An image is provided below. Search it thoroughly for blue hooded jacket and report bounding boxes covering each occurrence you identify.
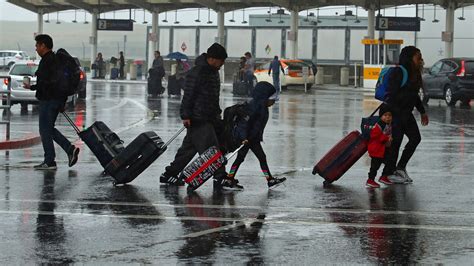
[244,81,276,142]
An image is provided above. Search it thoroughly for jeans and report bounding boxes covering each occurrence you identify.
[272,73,280,94]
[39,100,72,164]
[165,122,227,179]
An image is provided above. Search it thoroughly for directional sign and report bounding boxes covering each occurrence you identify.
[97,19,133,31]
[375,16,420,31]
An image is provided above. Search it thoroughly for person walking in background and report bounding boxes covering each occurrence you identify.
[384,46,429,184]
[152,51,165,90]
[160,43,229,190]
[366,105,394,188]
[119,51,125,79]
[268,55,285,99]
[224,82,287,190]
[238,56,246,81]
[23,34,79,170]
[244,52,255,90]
[93,52,105,79]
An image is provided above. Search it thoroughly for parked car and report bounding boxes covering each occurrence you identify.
[253,59,315,90]
[421,58,474,106]
[0,50,30,70]
[73,57,87,98]
[1,60,80,109]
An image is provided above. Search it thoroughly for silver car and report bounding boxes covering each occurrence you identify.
[0,50,30,69]
[1,60,77,109]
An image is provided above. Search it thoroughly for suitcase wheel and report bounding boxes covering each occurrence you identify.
[323,180,331,187]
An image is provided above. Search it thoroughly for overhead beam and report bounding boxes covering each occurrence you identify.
[195,0,217,10]
[123,0,154,11]
[64,0,94,12]
[6,0,39,13]
[269,0,291,9]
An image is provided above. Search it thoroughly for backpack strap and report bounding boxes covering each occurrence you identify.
[399,65,408,87]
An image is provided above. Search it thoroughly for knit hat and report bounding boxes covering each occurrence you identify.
[379,104,392,116]
[207,43,228,60]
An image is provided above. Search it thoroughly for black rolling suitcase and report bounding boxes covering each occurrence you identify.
[105,127,185,185]
[167,75,182,96]
[63,112,124,168]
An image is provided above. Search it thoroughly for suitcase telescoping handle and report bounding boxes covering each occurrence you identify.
[162,126,186,148]
[226,144,245,160]
[62,112,81,134]
[369,104,383,118]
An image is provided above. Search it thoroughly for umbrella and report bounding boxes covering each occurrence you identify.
[167,52,188,60]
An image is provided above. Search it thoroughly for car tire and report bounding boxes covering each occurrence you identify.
[444,86,456,106]
[419,88,429,105]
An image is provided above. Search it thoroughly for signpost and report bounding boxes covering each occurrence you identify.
[97,19,133,31]
[375,16,420,31]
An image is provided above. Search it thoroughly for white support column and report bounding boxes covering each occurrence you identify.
[445,2,455,58]
[367,7,375,39]
[289,10,299,59]
[37,11,43,35]
[217,11,225,45]
[90,11,98,66]
[149,10,159,69]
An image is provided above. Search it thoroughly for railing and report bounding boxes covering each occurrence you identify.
[0,76,11,140]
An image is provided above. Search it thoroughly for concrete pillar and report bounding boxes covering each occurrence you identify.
[367,7,375,39]
[289,10,299,59]
[444,2,455,58]
[148,10,159,69]
[217,11,225,45]
[315,67,324,85]
[37,11,43,35]
[340,67,349,86]
[90,11,98,66]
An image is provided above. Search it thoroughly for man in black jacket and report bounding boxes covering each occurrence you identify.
[23,34,79,170]
[160,43,228,189]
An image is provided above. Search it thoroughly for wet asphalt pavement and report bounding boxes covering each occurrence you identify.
[0,82,473,264]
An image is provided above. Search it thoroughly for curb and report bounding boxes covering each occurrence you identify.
[0,135,42,150]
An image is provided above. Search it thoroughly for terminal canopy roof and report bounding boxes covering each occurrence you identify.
[7,0,474,14]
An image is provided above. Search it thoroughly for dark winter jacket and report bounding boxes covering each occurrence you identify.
[180,53,222,124]
[385,68,425,117]
[31,51,65,101]
[368,120,391,158]
[242,81,276,142]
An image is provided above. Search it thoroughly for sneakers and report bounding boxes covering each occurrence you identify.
[34,162,57,170]
[160,173,184,186]
[222,179,244,191]
[268,177,287,189]
[395,169,413,183]
[67,146,80,167]
[378,175,393,185]
[387,174,407,184]
[366,179,380,188]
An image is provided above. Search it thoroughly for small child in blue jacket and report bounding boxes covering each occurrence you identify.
[223,81,287,190]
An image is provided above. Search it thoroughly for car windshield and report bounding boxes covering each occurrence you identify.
[10,64,38,76]
[286,62,308,71]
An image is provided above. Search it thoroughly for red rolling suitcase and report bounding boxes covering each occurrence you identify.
[312,131,368,185]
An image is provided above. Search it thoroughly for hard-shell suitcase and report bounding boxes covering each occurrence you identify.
[63,113,124,168]
[312,131,368,185]
[167,75,182,96]
[232,81,250,96]
[181,145,243,192]
[105,127,185,185]
[110,68,119,79]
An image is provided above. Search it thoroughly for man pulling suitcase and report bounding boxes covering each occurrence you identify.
[160,43,229,190]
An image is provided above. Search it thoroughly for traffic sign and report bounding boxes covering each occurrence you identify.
[375,16,420,31]
[97,19,133,31]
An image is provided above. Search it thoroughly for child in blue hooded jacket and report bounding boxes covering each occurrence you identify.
[223,81,287,190]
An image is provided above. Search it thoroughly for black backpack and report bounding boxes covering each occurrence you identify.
[222,103,250,153]
[55,48,81,97]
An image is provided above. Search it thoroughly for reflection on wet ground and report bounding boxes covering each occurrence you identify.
[0,83,473,264]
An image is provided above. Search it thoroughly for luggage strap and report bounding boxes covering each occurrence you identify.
[62,112,81,134]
